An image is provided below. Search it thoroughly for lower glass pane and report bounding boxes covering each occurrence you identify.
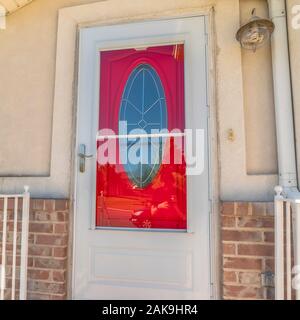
[96,162,186,229]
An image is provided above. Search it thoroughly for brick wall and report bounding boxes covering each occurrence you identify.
[27,199,69,300]
[222,202,275,300]
[0,199,69,300]
[3,198,277,300]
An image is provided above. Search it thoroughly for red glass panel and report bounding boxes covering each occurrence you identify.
[96,44,186,229]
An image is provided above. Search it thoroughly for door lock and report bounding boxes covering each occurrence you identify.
[78,144,94,173]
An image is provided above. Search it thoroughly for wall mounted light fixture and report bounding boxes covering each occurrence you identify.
[236,8,274,52]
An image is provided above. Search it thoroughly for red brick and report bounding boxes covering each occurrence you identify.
[50,294,67,300]
[7,221,22,232]
[31,200,45,211]
[264,258,275,273]
[7,198,16,210]
[223,257,262,270]
[224,285,263,299]
[31,211,67,222]
[6,255,21,266]
[53,270,66,282]
[27,292,52,300]
[56,212,68,222]
[28,233,35,244]
[28,269,51,281]
[222,203,235,216]
[5,266,20,277]
[5,210,22,222]
[266,203,274,216]
[223,243,236,255]
[251,203,267,216]
[55,200,68,211]
[28,280,66,295]
[54,223,68,234]
[2,197,70,300]
[237,217,274,229]
[29,222,53,234]
[264,232,274,243]
[238,272,261,285]
[30,211,49,222]
[35,234,67,246]
[53,247,68,258]
[236,203,250,216]
[28,245,52,257]
[3,256,33,267]
[34,257,66,270]
[222,216,236,228]
[238,244,274,257]
[28,257,34,267]
[44,200,55,212]
[224,271,237,283]
[222,230,262,242]
[4,289,20,300]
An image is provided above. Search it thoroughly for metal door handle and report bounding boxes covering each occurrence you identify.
[78,153,94,159]
[78,144,94,173]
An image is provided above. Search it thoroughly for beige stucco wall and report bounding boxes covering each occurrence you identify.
[0,0,100,177]
[240,0,277,175]
[0,0,279,200]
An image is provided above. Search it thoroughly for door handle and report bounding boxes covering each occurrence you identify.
[78,144,94,173]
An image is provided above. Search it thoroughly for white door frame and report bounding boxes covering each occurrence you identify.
[71,13,219,300]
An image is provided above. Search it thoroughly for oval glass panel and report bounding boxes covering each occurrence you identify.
[119,64,168,188]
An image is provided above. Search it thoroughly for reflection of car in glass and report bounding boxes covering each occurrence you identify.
[130,208,186,229]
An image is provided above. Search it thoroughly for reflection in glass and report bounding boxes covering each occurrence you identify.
[96,44,186,230]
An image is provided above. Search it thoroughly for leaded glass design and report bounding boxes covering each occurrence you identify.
[119,64,167,188]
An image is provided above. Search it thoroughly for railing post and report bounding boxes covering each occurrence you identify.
[0,197,8,300]
[275,185,285,300]
[286,201,292,300]
[19,186,30,300]
[11,197,19,300]
[294,202,300,300]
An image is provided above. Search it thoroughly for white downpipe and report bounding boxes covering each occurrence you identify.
[268,0,300,300]
[268,0,297,191]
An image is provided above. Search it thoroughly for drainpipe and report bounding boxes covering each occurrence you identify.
[268,0,300,300]
[268,0,298,193]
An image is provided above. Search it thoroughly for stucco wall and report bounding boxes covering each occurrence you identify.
[0,0,279,200]
[0,0,99,177]
[240,0,277,176]
[215,0,277,201]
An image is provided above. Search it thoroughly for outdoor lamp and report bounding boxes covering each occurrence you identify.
[236,8,274,52]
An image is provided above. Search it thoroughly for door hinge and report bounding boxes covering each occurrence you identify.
[210,282,215,299]
[209,199,213,215]
[206,104,210,119]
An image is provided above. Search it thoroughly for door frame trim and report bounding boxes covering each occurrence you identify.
[58,3,219,299]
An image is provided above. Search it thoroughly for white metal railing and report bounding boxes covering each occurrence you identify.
[0,186,30,300]
[274,186,300,300]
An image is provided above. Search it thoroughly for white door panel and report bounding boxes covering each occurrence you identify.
[73,16,211,300]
